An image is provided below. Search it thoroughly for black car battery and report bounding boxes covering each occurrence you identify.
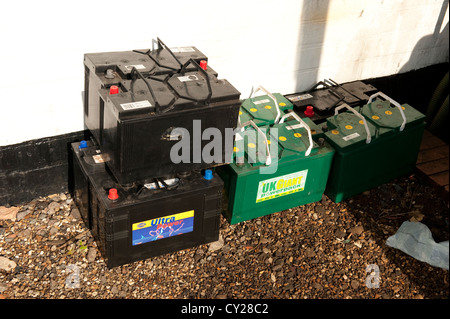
[96,59,241,184]
[70,141,223,268]
[84,38,211,144]
[284,79,378,123]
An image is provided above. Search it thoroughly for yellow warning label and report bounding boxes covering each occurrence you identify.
[359,120,364,125]
[239,111,242,115]
[279,102,286,106]
[385,110,392,115]
[332,130,339,135]
[345,125,353,130]
[279,136,287,141]
[372,115,380,120]
[294,133,302,138]
[264,105,272,109]
[250,108,257,112]
[233,147,239,152]
[248,143,256,148]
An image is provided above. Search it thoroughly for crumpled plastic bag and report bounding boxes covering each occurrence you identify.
[386,221,449,270]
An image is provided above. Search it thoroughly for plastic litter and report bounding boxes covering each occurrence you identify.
[386,221,449,270]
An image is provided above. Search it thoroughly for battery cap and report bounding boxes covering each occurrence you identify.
[199,60,207,70]
[79,140,88,149]
[204,169,213,180]
[108,188,119,200]
[109,85,119,95]
[304,106,314,117]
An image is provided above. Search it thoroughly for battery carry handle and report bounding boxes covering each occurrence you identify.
[334,103,372,144]
[178,58,213,105]
[130,67,161,113]
[248,85,282,124]
[239,120,272,166]
[278,111,314,156]
[309,79,345,108]
[133,38,183,72]
[367,92,407,131]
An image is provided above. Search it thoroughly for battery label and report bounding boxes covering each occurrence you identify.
[178,75,199,82]
[256,170,308,203]
[342,132,360,141]
[120,100,152,110]
[252,99,270,105]
[132,210,194,245]
[287,93,313,102]
[170,47,196,53]
[124,64,146,70]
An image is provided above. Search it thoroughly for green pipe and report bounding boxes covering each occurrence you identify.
[429,95,449,138]
[426,72,449,125]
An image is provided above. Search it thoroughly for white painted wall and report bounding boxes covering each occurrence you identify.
[0,0,448,146]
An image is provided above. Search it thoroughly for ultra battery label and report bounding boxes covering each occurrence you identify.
[132,210,194,245]
[256,170,308,203]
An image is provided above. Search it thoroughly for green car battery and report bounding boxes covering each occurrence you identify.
[323,92,426,203]
[216,112,335,224]
[238,86,294,127]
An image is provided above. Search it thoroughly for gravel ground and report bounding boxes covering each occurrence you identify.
[0,174,448,300]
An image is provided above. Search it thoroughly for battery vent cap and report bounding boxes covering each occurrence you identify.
[204,169,213,180]
[109,85,119,95]
[304,106,314,117]
[108,188,119,200]
[79,140,88,149]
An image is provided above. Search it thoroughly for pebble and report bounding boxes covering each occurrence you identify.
[349,225,364,236]
[0,257,16,272]
[0,177,448,299]
[208,235,224,252]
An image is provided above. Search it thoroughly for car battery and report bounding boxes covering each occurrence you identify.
[70,141,223,268]
[216,112,335,224]
[94,57,241,184]
[84,38,213,145]
[284,79,378,123]
[323,92,426,203]
[238,86,294,127]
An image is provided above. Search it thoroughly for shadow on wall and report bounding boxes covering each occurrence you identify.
[366,0,449,142]
[295,0,330,93]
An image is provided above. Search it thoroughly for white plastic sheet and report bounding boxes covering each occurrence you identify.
[386,221,449,270]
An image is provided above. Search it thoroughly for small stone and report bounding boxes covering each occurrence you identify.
[16,210,31,221]
[70,208,81,219]
[313,282,323,291]
[87,248,97,262]
[0,206,19,220]
[47,202,61,215]
[0,256,17,272]
[335,229,346,238]
[305,248,316,258]
[351,280,360,289]
[208,235,224,252]
[315,205,326,216]
[349,225,364,236]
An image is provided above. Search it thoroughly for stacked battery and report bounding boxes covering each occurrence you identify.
[217,86,335,224]
[72,39,241,268]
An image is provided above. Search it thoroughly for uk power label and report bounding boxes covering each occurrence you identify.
[256,170,308,203]
[132,210,194,245]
